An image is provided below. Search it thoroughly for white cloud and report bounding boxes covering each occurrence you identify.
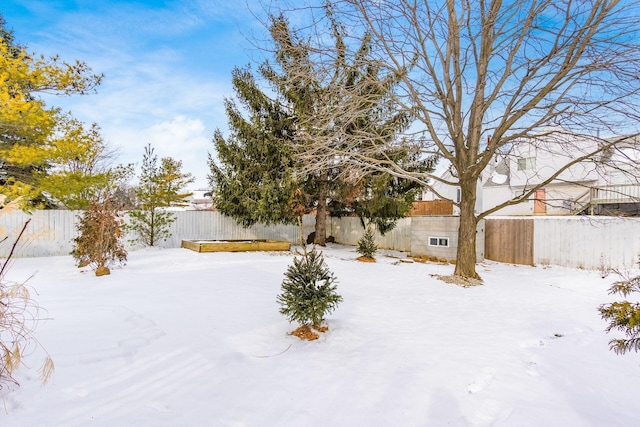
[4,0,280,190]
[103,116,214,190]
[148,116,211,188]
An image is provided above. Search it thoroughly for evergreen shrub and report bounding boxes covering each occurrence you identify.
[599,271,640,354]
[277,247,342,328]
[356,225,378,260]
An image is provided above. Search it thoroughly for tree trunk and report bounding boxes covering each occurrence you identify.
[454,180,480,279]
[150,208,156,247]
[314,172,328,246]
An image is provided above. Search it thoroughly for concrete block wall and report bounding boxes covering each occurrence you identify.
[410,216,485,262]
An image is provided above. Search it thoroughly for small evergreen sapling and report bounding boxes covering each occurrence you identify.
[128,144,193,247]
[356,224,378,261]
[599,271,640,354]
[277,246,342,332]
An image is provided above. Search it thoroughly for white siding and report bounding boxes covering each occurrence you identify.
[509,132,600,187]
[483,186,533,215]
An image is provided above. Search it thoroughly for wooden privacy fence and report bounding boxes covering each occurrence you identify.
[0,209,476,262]
[410,200,454,216]
[485,218,534,265]
[485,216,640,270]
[0,210,316,258]
[3,208,638,270]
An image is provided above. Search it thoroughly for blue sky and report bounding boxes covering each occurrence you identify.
[1,0,276,188]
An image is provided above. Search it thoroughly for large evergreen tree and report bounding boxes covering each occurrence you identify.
[208,67,299,227]
[209,11,428,241]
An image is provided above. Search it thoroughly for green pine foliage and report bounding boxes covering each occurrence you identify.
[277,247,342,328]
[599,272,640,354]
[209,14,434,245]
[71,196,127,274]
[0,15,102,207]
[208,67,299,227]
[37,117,132,210]
[128,208,175,247]
[129,144,194,246]
[357,225,378,259]
[348,147,436,236]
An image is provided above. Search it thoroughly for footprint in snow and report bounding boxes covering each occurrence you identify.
[467,367,497,394]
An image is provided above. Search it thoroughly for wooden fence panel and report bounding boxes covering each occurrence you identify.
[485,218,534,265]
[533,216,640,270]
[410,200,454,216]
[4,208,638,270]
[0,210,315,258]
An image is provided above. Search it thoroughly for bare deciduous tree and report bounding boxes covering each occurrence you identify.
[285,0,640,279]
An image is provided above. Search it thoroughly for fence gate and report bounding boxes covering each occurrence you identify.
[485,218,534,265]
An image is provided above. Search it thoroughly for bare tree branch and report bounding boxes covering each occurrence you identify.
[274,0,640,278]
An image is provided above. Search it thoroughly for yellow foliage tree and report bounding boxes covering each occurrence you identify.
[38,115,132,209]
[0,23,103,206]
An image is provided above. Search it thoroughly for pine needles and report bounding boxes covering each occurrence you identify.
[356,224,378,260]
[277,244,342,331]
[599,271,640,354]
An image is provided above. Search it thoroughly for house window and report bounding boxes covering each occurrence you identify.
[517,157,536,171]
[610,171,631,185]
[456,188,461,203]
[429,237,449,247]
[514,189,527,199]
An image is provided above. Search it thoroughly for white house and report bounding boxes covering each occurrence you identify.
[422,127,640,216]
[185,189,214,210]
[419,168,483,215]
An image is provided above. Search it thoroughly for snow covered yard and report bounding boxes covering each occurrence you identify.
[2,244,639,426]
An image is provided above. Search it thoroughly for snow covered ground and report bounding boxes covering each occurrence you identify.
[1,244,639,426]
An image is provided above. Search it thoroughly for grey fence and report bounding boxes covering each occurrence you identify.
[485,216,640,270]
[3,209,635,271]
[0,210,316,258]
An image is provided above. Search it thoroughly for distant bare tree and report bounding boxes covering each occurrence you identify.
[280,0,640,279]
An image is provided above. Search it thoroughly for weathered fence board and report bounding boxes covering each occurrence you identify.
[327,217,411,252]
[0,210,315,258]
[485,218,534,265]
[410,200,454,216]
[4,208,637,270]
[533,216,640,270]
[485,216,640,270]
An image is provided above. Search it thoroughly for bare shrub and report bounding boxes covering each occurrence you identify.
[71,196,127,275]
[1,218,54,394]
